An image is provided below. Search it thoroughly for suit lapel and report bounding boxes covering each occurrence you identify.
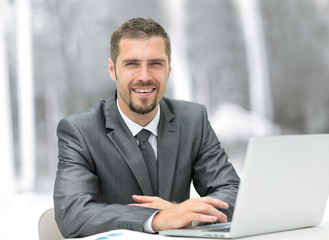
[157,100,180,200]
[104,92,154,196]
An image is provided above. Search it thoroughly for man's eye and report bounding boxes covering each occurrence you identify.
[151,62,162,66]
[126,62,137,66]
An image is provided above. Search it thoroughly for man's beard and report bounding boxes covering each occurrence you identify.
[115,68,160,115]
[128,80,159,115]
[129,97,157,115]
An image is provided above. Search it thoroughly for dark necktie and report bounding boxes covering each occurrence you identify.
[136,129,158,195]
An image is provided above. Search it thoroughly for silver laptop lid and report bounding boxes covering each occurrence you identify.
[230,134,329,237]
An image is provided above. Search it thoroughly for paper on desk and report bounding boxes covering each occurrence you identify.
[65,229,174,240]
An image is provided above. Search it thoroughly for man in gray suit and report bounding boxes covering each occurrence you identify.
[54,17,240,238]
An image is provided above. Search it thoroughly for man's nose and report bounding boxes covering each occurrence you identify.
[138,63,151,81]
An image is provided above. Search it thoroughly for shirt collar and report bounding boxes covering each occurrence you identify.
[116,100,160,137]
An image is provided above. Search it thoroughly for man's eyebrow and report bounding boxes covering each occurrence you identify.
[149,58,166,62]
[122,58,167,63]
[122,59,140,63]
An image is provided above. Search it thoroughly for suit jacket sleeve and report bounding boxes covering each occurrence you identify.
[54,117,157,238]
[192,105,240,220]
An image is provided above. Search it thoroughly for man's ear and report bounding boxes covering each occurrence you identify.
[108,58,117,81]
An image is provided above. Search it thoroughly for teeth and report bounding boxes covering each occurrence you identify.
[134,88,153,93]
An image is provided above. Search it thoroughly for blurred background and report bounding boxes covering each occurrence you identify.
[1,0,329,239]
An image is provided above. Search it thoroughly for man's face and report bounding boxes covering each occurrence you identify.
[108,36,171,118]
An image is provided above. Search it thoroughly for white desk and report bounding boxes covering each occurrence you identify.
[175,222,329,240]
[67,222,329,239]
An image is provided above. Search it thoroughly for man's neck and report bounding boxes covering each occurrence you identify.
[117,99,158,127]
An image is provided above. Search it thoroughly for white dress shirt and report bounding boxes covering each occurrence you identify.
[116,100,160,233]
[116,100,159,157]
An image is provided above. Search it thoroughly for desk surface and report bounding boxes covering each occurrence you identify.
[67,222,329,240]
[180,222,329,240]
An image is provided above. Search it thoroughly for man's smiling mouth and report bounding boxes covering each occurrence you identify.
[133,88,155,93]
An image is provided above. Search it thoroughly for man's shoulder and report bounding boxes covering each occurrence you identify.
[60,99,106,125]
[161,97,205,114]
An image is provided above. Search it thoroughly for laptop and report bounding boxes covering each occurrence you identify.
[160,134,329,238]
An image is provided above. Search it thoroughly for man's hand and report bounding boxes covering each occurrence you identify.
[130,195,175,210]
[151,197,229,231]
[131,195,229,232]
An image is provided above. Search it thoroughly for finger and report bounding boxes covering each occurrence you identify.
[197,197,229,209]
[199,197,229,209]
[190,213,219,223]
[129,203,151,208]
[216,212,227,223]
[196,204,227,223]
[132,195,155,203]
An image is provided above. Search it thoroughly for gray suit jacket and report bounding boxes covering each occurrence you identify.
[54,91,240,238]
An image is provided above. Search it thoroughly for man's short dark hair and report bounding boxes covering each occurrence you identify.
[110,18,171,64]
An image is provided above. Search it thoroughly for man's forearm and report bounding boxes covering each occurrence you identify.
[54,197,158,238]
